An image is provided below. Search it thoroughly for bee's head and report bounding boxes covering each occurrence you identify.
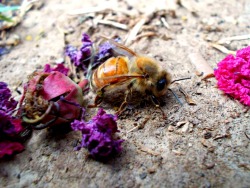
[135,56,171,97]
[151,71,172,97]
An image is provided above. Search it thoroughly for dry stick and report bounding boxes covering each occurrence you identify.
[217,34,250,44]
[179,87,196,105]
[210,43,236,55]
[189,52,214,80]
[67,7,109,15]
[138,144,160,156]
[68,7,137,17]
[244,131,250,141]
[127,116,150,133]
[171,77,191,84]
[125,18,146,46]
[135,32,158,41]
[95,19,128,30]
[160,17,170,29]
[178,0,197,13]
[213,134,230,140]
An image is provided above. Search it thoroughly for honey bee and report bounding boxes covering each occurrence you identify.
[88,39,172,115]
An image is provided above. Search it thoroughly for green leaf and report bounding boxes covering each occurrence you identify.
[0,13,13,22]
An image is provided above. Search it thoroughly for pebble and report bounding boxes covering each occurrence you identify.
[176,121,188,128]
[204,162,215,169]
[168,125,175,132]
[139,172,147,180]
[181,123,189,133]
[147,167,157,174]
[204,132,212,139]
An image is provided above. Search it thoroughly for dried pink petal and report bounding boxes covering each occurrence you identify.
[0,141,24,158]
[43,63,69,76]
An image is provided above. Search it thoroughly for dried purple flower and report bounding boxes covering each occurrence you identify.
[0,82,24,158]
[0,82,18,112]
[81,33,92,48]
[96,41,113,61]
[214,46,250,106]
[65,33,93,75]
[71,108,123,160]
[65,33,122,76]
[43,63,69,76]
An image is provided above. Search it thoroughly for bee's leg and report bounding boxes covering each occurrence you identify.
[150,94,166,119]
[116,82,133,116]
[87,94,102,108]
[87,85,109,108]
[116,91,129,116]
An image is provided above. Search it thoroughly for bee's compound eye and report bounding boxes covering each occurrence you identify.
[157,78,166,91]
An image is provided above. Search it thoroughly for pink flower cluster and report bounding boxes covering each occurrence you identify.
[214,46,250,106]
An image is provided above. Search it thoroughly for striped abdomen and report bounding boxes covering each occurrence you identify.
[91,56,129,89]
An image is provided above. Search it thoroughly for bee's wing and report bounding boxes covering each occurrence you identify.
[96,74,143,86]
[98,74,143,80]
[101,36,138,58]
[99,76,136,94]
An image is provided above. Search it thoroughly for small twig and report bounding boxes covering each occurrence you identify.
[179,87,196,105]
[14,81,23,95]
[127,116,150,133]
[213,133,231,140]
[189,52,214,80]
[171,77,191,84]
[244,131,250,141]
[95,19,128,30]
[210,43,236,55]
[20,0,39,17]
[172,149,185,156]
[217,34,250,44]
[160,17,170,29]
[125,18,146,46]
[68,7,137,17]
[138,144,160,156]
[68,7,109,15]
[135,32,158,41]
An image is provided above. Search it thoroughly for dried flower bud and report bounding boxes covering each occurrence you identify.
[19,70,88,130]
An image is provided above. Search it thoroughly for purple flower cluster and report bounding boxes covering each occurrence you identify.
[0,82,24,158]
[71,108,123,160]
[65,33,93,74]
[214,46,250,106]
[43,63,69,76]
[65,33,115,76]
[95,41,114,62]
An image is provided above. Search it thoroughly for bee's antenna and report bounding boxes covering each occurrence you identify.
[171,77,191,84]
[168,88,183,106]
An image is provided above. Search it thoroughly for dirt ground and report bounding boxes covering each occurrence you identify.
[0,0,250,187]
